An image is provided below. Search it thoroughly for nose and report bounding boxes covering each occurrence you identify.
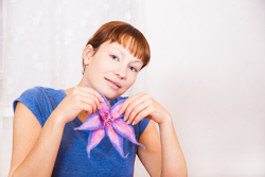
[114,64,127,79]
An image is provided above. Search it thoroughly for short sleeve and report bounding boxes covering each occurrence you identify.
[135,118,150,140]
[13,87,46,126]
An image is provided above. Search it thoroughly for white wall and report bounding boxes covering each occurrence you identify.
[142,0,265,176]
[1,1,265,177]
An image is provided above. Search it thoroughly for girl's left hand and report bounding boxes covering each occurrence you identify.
[120,92,171,125]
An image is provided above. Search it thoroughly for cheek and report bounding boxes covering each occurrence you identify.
[97,57,114,72]
[91,58,109,73]
[126,74,137,87]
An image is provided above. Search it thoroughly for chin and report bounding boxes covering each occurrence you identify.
[96,88,122,100]
[104,92,121,100]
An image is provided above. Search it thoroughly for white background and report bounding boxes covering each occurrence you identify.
[1,0,265,177]
[139,0,265,177]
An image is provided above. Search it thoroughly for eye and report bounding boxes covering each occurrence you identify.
[129,66,138,72]
[110,55,119,61]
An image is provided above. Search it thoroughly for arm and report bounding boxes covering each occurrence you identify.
[137,121,161,177]
[158,115,188,177]
[9,86,104,177]
[120,92,188,177]
[138,118,187,177]
[9,102,65,177]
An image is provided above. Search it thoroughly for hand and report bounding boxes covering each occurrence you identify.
[120,92,171,125]
[51,86,104,125]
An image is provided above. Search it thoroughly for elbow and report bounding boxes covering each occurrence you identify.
[8,170,14,177]
[161,173,188,177]
[161,169,188,177]
[175,168,188,177]
[177,172,188,177]
[8,170,18,177]
[8,168,22,177]
[8,167,15,177]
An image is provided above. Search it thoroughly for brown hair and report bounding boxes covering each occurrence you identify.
[82,21,150,74]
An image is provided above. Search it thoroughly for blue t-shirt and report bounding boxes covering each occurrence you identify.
[13,86,150,177]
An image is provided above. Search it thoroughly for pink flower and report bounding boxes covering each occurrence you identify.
[74,91,144,158]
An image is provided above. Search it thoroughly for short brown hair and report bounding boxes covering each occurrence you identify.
[82,21,150,74]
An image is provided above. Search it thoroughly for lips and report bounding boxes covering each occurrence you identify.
[104,77,121,89]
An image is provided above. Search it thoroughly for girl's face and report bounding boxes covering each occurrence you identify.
[83,41,144,100]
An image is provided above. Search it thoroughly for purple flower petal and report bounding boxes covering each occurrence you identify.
[86,127,105,158]
[74,113,102,131]
[112,119,145,149]
[97,91,110,110]
[98,102,109,119]
[73,88,143,159]
[105,124,128,158]
[110,99,127,120]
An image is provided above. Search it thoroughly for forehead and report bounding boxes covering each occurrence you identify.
[100,41,144,64]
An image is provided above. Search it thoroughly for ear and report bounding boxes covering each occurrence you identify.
[83,44,95,65]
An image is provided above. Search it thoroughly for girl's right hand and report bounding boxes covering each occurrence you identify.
[51,86,105,125]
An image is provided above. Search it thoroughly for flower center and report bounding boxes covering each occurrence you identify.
[103,113,113,127]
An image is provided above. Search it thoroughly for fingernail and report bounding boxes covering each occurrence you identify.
[126,120,130,124]
[132,121,135,125]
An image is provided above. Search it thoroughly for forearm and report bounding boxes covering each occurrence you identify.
[159,116,188,177]
[11,114,65,177]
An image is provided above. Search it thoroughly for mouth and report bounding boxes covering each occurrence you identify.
[104,77,122,89]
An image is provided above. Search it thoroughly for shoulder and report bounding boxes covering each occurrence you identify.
[13,86,53,107]
[13,86,44,108]
[16,86,59,97]
[19,86,44,97]
[13,86,62,126]
[16,86,62,100]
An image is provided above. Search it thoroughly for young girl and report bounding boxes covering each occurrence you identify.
[9,21,187,177]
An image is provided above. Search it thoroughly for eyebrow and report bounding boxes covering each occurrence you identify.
[111,47,143,64]
[130,60,143,65]
[111,47,124,57]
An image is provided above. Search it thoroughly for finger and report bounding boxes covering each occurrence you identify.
[124,98,147,122]
[123,97,146,122]
[126,101,150,123]
[80,95,98,113]
[127,103,148,124]
[83,97,96,113]
[79,86,105,103]
[132,107,152,125]
[78,95,98,112]
[81,102,93,115]
[123,93,151,122]
[88,88,105,103]
[89,94,102,111]
[121,92,145,115]
[120,92,145,114]
[77,87,103,109]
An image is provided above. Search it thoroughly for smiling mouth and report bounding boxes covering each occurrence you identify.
[104,77,121,89]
